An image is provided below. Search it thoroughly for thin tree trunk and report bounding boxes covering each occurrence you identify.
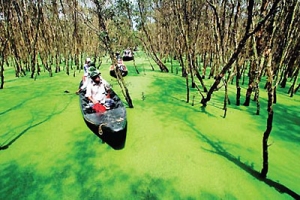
[31,1,42,79]
[260,82,274,178]
[137,1,168,72]
[275,1,299,87]
[201,0,280,106]
[223,79,229,118]
[132,58,139,74]
[235,59,243,106]
[194,68,208,92]
[202,51,207,79]
[0,40,8,89]
[260,99,273,178]
[288,67,299,97]
[255,84,260,115]
[94,0,133,108]
[208,51,213,79]
[260,50,274,178]
[294,83,300,93]
[185,75,190,103]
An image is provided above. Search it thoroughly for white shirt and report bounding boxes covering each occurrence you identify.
[83,64,90,77]
[80,76,92,90]
[85,78,110,104]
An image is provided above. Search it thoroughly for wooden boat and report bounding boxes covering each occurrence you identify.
[122,49,134,61]
[110,63,128,78]
[78,84,127,150]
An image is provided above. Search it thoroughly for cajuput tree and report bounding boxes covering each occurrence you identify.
[92,0,134,108]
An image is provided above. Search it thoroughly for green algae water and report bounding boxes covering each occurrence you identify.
[0,60,299,199]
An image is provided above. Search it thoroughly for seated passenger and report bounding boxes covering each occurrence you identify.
[85,71,114,112]
[76,58,92,94]
[76,65,98,94]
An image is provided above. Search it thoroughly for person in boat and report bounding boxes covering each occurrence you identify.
[82,57,92,84]
[77,65,100,94]
[85,71,115,111]
[76,64,98,94]
[76,57,92,94]
[115,51,121,60]
[110,59,128,78]
[117,60,128,76]
[122,48,134,61]
[123,48,132,57]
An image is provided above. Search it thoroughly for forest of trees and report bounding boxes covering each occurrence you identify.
[0,0,299,179]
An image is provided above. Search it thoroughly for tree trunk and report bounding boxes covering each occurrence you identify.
[0,44,6,89]
[94,0,133,108]
[194,68,208,92]
[235,59,243,106]
[202,51,207,79]
[185,75,189,103]
[260,50,274,178]
[132,58,139,74]
[223,79,229,118]
[255,84,260,115]
[294,84,300,93]
[260,83,274,178]
[201,0,280,106]
[236,86,241,105]
[137,0,168,72]
[288,67,299,97]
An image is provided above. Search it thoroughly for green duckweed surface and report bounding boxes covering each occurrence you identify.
[0,57,299,200]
